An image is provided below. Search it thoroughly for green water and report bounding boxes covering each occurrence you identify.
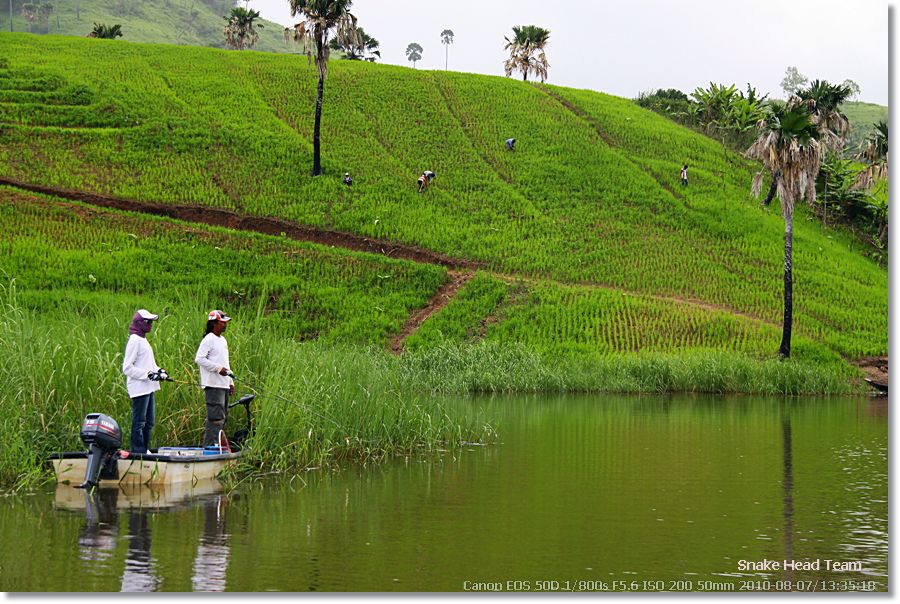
[0,395,887,592]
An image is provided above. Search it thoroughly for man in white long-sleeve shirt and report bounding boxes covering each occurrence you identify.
[195,310,234,447]
[122,309,165,453]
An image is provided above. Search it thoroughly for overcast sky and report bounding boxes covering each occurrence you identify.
[248,0,889,105]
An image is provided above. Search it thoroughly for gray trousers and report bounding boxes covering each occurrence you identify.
[203,387,230,447]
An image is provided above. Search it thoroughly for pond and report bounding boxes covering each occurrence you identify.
[0,394,887,592]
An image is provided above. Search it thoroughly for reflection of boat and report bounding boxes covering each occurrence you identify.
[57,481,231,592]
[51,449,242,487]
[55,479,224,511]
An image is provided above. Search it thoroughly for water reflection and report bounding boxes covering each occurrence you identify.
[781,412,793,581]
[121,510,158,592]
[191,494,231,591]
[77,489,118,566]
[55,481,230,592]
[11,396,885,592]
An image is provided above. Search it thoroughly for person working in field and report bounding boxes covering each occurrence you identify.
[680,164,689,187]
[343,172,353,187]
[195,310,234,447]
[418,170,435,193]
[122,309,166,454]
[505,138,516,151]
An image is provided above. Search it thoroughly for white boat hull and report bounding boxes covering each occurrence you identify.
[51,450,241,487]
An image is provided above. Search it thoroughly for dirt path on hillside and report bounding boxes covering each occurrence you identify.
[389,271,475,354]
[0,177,481,271]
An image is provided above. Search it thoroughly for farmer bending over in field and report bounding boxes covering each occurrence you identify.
[418,170,435,193]
[505,138,516,151]
[195,310,234,447]
[343,172,353,187]
[680,164,688,187]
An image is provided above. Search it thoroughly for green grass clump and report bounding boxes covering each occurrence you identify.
[399,342,859,396]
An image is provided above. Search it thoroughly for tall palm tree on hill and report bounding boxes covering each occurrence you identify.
[289,0,359,177]
[503,25,550,82]
[440,29,453,70]
[747,102,822,358]
[223,6,263,50]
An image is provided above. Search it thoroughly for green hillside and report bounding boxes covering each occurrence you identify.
[0,0,291,52]
[841,101,888,151]
[0,33,887,364]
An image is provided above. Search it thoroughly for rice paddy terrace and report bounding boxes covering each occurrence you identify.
[0,33,888,372]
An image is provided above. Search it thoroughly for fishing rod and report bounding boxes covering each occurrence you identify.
[226,371,349,433]
[153,369,366,441]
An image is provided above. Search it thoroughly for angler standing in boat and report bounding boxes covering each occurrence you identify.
[122,309,166,454]
[195,310,234,447]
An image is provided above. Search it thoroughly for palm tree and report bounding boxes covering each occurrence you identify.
[405,42,422,68]
[747,102,822,358]
[440,29,453,70]
[223,6,263,50]
[328,26,379,61]
[855,121,888,247]
[503,25,550,82]
[856,120,888,190]
[89,22,123,38]
[796,79,853,153]
[22,1,53,33]
[289,0,359,177]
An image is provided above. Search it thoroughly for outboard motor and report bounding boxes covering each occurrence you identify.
[78,413,122,489]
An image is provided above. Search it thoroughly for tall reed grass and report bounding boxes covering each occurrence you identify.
[0,281,861,491]
[0,283,492,490]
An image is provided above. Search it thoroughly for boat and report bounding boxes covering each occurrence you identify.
[51,394,254,488]
[864,377,888,395]
[51,447,242,487]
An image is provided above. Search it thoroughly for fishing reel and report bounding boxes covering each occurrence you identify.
[148,369,169,381]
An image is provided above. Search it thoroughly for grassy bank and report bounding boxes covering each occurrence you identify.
[0,285,495,490]
[0,280,860,491]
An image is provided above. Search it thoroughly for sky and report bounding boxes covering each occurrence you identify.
[246,0,889,105]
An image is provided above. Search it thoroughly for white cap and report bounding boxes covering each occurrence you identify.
[136,309,159,320]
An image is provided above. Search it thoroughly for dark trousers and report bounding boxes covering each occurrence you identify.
[203,387,230,447]
[130,392,155,453]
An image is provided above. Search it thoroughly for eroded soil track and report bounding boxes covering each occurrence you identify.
[0,177,480,271]
[389,270,475,354]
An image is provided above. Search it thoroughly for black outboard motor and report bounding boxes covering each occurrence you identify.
[78,413,122,489]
